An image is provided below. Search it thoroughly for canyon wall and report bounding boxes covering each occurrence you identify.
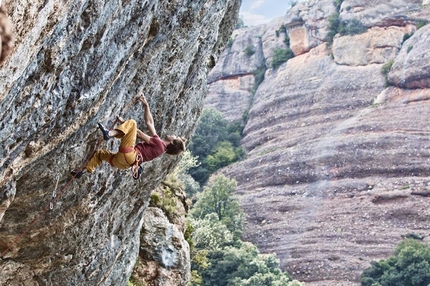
[207,0,430,284]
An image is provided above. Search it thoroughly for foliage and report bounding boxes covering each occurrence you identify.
[403,32,413,43]
[271,48,294,69]
[191,174,242,237]
[326,12,367,45]
[284,34,290,47]
[191,213,235,250]
[188,109,246,186]
[206,141,246,172]
[416,20,428,30]
[188,174,300,286]
[197,242,296,286]
[334,0,344,10]
[381,60,394,76]
[169,150,201,197]
[244,45,256,57]
[275,24,287,37]
[227,37,234,49]
[361,239,430,286]
[149,187,177,220]
[338,18,366,35]
[381,60,394,87]
[184,219,195,251]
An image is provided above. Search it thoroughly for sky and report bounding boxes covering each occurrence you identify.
[239,0,298,26]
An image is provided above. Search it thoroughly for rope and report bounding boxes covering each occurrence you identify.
[0,100,136,258]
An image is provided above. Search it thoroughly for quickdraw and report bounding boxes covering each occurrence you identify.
[49,174,60,210]
[132,150,143,180]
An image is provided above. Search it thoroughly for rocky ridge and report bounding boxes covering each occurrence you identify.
[206,0,430,284]
[0,0,240,285]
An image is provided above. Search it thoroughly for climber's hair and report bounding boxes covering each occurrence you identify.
[165,137,187,155]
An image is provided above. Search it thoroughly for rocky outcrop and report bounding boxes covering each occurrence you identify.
[0,0,240,285]
[207,0,430,285]
[132,183,191,286]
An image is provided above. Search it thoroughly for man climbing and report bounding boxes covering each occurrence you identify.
[72,94,186,179]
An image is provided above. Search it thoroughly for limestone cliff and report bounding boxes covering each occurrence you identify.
[0,0,240,285]
[206,0,430,285]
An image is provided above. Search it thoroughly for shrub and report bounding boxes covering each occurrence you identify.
[361,238,430,286]
[416,20,428,30]
[381,59,394,86]
[338,18,366,35]
[244,45,256,57]
[381,60,394,76]
[334,0,344,10]
[271,48,294,69]
[227,37,234,49]
[326,12,367,45]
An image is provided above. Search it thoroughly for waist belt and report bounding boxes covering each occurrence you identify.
[118,146,142,166]
[119,147,135,153]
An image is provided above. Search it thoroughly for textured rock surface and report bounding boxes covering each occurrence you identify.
[0,2,14,63]
[207,0,430,285]
[132,183,190,286]
[0,0,240,285]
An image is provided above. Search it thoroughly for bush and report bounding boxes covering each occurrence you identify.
[361,239,430,286]
[227,37,234,49]
[271,48,294,69]
[244,45,256,57]
[381,60,394,76]
[338,18,366,35]
[326,12,367,45]
[416,20,428,30]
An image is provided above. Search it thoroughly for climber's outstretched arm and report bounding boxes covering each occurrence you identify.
[135,93,156,137]
[136,128,151,144]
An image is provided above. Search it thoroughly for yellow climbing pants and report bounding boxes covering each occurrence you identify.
[86,119,138,173]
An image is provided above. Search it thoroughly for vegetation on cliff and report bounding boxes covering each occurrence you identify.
[361,238,430,286]
[188,109,246,188]
[188,174,303,286]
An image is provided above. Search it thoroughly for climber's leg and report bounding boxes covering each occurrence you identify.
[86,149,116,173]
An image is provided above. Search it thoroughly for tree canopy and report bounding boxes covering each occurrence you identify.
[361,238,430,286]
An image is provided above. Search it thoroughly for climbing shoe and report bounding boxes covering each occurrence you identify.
[71,170,83,179]
[97,122,111,140]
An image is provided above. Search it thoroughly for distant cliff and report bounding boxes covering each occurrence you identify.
[206,0,430,284]
[0,0,240,285]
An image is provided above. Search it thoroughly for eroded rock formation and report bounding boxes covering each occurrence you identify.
[207,0,430,285]
[0,0,240,285]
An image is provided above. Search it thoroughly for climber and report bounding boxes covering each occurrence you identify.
[72,94,186,179]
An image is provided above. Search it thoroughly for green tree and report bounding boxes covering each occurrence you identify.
[198,242,296,286]
[206,141,237,172]
[189,109,246,185]
[361,239,430,286]
[191,174,242,237]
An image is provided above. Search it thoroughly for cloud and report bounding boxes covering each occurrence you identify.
[240,11,269,26]
[250,0,266,10]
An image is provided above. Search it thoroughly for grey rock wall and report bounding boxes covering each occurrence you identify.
[0,0,240,285]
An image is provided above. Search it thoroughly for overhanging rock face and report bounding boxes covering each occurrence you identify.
[0,0,240,284]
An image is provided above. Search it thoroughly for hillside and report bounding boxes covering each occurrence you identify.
[206,0,430,284]
[0,0,240,284]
